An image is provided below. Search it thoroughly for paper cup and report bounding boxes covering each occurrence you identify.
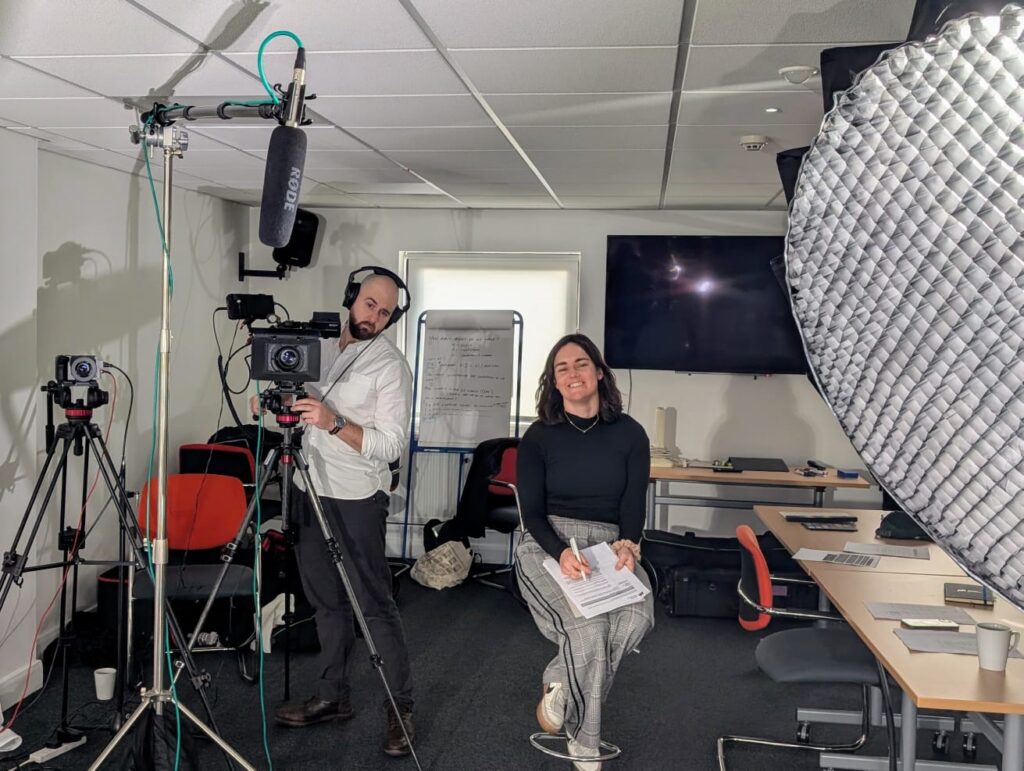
[94,667,117,701]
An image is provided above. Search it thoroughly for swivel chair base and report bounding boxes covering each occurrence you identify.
[716,684,871,771]
[530,732,621,763]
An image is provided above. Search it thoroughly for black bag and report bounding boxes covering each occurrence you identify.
[207,425,283,465]
[132,711,200,770]
[876,510,931,541]
[645,529,817,618]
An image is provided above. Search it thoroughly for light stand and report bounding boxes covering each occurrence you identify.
[88,124,255,771]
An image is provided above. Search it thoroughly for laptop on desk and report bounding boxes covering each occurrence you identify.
[727,456,789,473]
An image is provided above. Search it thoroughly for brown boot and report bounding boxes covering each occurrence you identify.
[275,697,354,728]
[384,704,415,757]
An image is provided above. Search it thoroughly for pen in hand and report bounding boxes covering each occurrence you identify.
[570,537,588,582]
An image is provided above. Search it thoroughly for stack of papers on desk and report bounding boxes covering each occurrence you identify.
[894,628,1024,658]
[844,542,930,560]
[866,602,975,623]
[543,542,649,619]
[792,548,880,568]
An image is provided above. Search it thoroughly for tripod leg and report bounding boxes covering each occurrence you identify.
[186,447,280,650]
[293,452,423,771]
[86,431,240,771]
[0,436,75,611]
[176,701,257,771]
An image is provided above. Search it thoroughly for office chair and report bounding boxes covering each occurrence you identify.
[473,444,526,590]
[717,525,896,770]
[179,442,282,521]
[135,473,258,680]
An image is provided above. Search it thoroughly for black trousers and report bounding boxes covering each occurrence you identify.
[292,488,413,709]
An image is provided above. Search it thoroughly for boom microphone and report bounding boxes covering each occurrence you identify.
[259,47,308,248]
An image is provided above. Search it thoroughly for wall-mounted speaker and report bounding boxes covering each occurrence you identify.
[272,208,323,269]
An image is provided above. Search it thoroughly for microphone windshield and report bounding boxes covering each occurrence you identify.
[259,125,307,248]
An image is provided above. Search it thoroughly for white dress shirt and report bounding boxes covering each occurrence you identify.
[294,334,412,500]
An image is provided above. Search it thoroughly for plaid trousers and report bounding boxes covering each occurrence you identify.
[515,516,655,754]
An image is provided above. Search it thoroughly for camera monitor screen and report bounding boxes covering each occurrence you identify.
[604,235,807,374]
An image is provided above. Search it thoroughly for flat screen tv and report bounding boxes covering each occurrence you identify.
[604,235,808,374]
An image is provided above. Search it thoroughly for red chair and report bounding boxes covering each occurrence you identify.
[135,474,257,676]
[179,442,281,521]
[716,525,895,769]
[473,445,524,590]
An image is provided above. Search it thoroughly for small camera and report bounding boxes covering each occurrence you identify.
[56,355,102,385]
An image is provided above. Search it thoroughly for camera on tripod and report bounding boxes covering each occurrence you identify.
[49,355,108,410]
[250,312,341,384]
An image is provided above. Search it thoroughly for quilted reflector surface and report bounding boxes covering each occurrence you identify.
[787,7,1024,606]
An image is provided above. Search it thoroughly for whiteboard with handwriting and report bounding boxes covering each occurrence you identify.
[419,310,514,447]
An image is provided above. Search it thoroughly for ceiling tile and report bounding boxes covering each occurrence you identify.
[192,125,365,151]
[489,92,672,126]
[683,43,835,92]
[511,125,668,150]
[438,182,547,196]
[13,53,259,99]
[691,0,916,45]
[458,196,556,208]
[228,50,463,96]
[664,182,782,200]
[355,193,465,208]
[676,90,823,126]
[673,123,820,150]
[531,150,664,183]
[387,150,527,173]
[667,149,781,185]
[348,127,510,151]
[0,97,135,127]
[133,0,432,52]
[453,47,677,94]
[309,167,423,185]
[548,182,659,196]
[0,0,196,55]
[561,196,660,208]
[310,96,486,128]
[412,0,685,47]
[0,59,93,98]
[302,150,402,170]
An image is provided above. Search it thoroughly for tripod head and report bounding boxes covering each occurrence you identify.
[258,382,307,428]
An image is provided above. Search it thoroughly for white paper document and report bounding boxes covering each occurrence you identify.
[844,542,930,560]
[894,629,1024,658]
[792,548,880,568]
[543,542,649,619]
[865,602,976,624]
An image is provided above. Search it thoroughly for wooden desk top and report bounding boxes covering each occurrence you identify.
[650,466,872,490]
[754,505,964,576]
[810,569,1024,714]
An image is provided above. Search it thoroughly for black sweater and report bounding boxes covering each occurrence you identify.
[517,413,650,559]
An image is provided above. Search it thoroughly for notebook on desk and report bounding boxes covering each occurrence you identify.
[727,456,789,473]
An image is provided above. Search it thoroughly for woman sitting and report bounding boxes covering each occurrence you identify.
[515,333,654,770]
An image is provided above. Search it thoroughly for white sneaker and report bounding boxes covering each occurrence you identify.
[567,737,602,771]
[536,682,565,734]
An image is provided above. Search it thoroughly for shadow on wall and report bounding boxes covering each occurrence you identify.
[708,376,815,463]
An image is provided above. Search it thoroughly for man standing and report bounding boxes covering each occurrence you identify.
[266,268,415,757]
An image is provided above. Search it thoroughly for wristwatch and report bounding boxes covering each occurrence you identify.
[329,414,347,435]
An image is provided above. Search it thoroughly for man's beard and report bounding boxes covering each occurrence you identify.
[348,317,376,341]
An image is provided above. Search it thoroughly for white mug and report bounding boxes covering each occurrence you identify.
[976,623,1020,672]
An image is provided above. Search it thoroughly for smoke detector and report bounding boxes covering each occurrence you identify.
[779,65,819,85]
[739,134,767,152]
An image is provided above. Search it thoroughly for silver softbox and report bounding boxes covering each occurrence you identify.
[787,6,1024,607]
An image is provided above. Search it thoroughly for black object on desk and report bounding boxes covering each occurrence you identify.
[728,456,789,472]
[802,521,857,531]
[783,513,858,524]
[712,467,742,473]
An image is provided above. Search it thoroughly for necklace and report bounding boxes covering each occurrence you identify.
[564,412,600,434]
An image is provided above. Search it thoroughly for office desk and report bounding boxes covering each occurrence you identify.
[647,466,871,528]
[754,504,1024,771]
[755,506,963,577]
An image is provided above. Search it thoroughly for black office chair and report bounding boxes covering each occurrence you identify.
[716,525,896,770]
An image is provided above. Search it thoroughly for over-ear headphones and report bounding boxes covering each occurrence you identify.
[342,266,411,330]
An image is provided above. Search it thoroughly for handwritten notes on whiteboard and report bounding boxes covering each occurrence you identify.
[419,310,514,447]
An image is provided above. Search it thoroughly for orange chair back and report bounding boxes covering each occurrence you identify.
[488,446,518,496]
[138,474,247,550]
[736,524,774,631]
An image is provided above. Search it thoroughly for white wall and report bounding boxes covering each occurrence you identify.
[253,208,881,555]
[33,150,247,645]
[0,130,43,709]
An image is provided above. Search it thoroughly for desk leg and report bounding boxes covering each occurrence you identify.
[1003,714,1023,771]
[813,486,825,507]
[646,480,656,530]
[901,691,918,771]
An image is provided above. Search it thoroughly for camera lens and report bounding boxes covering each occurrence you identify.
[274,346,301,371]
[73,359,94,380]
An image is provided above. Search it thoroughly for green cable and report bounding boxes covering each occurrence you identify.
[253,386,274,769]
[257,31,305,104]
